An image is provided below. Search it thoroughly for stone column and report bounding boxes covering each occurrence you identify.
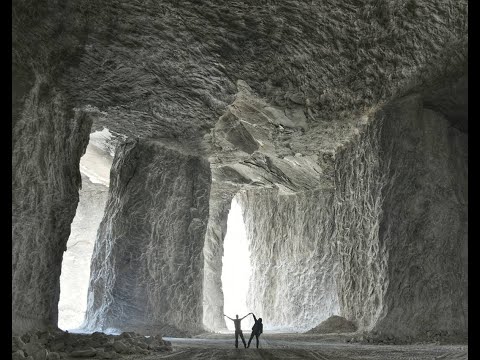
[373,95,468,340]
[84,139,211,335]
[12,75,92,334]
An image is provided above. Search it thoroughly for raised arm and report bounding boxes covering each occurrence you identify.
[240,312,252,320]
[224,314,234,321]
[252,313,257,322]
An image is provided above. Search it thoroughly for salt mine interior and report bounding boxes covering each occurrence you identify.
[12,0,467,359]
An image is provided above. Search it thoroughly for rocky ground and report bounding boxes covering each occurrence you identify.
[11,329,172,360]
[137,332,468,360]
[12,330,468,360]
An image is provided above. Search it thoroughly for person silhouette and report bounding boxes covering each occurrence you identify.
[224,313,251,348]
[247,313,263,348]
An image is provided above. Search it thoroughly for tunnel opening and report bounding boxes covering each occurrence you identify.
[57,128,114,331]
[221,196,254,331]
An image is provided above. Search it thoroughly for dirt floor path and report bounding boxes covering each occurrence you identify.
[128,332,468,359]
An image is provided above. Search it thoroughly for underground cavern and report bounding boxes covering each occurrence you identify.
[12,0,467,359]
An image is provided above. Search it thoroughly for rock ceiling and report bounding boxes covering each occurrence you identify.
[13,0,467,142]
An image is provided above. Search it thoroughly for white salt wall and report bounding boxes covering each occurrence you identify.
[238,188,341,332]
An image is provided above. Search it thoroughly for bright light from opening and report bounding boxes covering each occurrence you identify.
[221,197,253,331]
[58,129,112,331]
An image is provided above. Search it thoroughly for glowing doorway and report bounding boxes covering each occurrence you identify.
[221,197,253,331]
[58,128,113,331]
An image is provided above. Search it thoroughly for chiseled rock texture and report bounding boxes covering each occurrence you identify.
[372,95,468,339]
[58,174,109,330]
[333,117,388,331]
[12,0,467,341]
[220,90,467,339]
[12,329,171,359]
[238,189,340,331]
[208,81,331,194]
[14,0,466,141]
[65,0,466,140]
[12,76,92,334]
[13,0,93,334]
[84,139,211,335]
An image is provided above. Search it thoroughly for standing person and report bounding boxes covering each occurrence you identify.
[224,313,251,348]
[247,313,263,348]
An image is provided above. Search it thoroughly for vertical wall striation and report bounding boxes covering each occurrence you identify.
[12,74,92,334]
[372,95,468,339]
[84,139,211,335]
[238,188,340,331]
[332,118,389,331]
[233,93,467,339]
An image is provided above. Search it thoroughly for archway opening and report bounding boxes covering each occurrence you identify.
[57,128,114,331]
[221,197,254,331]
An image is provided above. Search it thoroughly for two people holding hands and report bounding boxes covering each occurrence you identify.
[224,312,263,348]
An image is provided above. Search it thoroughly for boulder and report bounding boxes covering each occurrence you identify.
[70,348,97,358]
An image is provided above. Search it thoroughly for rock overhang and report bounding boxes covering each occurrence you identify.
[14,0,467,142]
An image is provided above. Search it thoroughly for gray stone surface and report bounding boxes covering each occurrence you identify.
[238,189,340,331]
[84,139,211,335]
[200,80,466,338]
[11,330,172,359]
[206,91,467,339]
[70,348,96,357]
[12,73,92,334]
[112,341,127,353]
[332,117,388,331]
[46,353,60,360]
[68,1,466,140]
[12,336,26,352]
[12,350,26,360]
[373,95,468,339]
[12,0,467,346]
[208,81,332,194]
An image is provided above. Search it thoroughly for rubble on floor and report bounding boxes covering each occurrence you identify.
[12,329,172,359]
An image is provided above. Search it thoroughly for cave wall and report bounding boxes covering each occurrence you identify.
[84,139,211,335]
[330,94,467,338]
[332,117,388,331]
[12,0,467,339]
[12,75,92,334]
[372,95,468,339]
[238,188,340,331]
[234,93,467,338]
[12,0,94,335]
